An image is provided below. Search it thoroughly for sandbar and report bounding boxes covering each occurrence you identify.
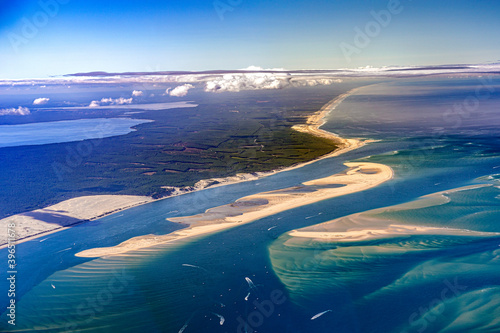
[287,183,497,243]
[289,224,498,242]
[76,162,393,257]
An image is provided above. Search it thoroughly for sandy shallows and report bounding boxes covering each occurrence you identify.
[76,162,393,257]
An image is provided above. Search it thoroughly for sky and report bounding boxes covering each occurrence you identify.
[0,0,499,79]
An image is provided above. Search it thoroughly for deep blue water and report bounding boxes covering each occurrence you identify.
[1,78,500,332]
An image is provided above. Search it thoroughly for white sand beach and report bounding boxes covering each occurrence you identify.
[76,162,393,257]
[289,224,498,242]
[0,195,153,248]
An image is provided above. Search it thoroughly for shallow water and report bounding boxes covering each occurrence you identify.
[270,183,500,332]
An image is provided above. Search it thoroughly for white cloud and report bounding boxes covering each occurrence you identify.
[240,65,287,71]
[204,74,284,92]
[1,63,500,88]
[0,106,30,116]
[88,97,133,107]
[168,84,194,97]
[132,90,143,97]
[33,97,50,105]
[203,73,340,93]
[302,78,342,86]
[113,97,133,104]
[241,65,265,71]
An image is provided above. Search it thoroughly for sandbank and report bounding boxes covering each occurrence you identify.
[289,224,497,242]
[76,162,393,257]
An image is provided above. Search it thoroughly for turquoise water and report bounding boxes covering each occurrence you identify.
[1,78,500,332]
[270,183,500,333]
[0,118,153,148]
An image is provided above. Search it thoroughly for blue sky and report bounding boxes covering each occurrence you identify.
[0,0,499,79]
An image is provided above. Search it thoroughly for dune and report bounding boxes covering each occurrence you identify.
[0,195,153,248]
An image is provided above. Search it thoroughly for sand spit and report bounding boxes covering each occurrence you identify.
[161,87,371,197]
[289,224,498,242]
[0,195,153,248]
[287,183,498,243]
[76,162,393,257]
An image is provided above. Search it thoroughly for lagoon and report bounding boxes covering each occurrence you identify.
[0,118,153,148]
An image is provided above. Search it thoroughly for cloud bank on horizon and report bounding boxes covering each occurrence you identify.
[204,71,342,93]
[4,62,498,87]
[0,62,498,116]
[0,63,498,105]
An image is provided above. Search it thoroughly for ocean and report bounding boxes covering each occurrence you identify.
[1,77,500,332]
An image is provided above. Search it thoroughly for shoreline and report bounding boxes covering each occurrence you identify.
[288,184,498,242]
[288,224,499,242]
[2,86,370,249]
[158,86,371,195]
[76,162,393,257]
[0,195,154,249]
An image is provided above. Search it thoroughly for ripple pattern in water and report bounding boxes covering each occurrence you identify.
[269,183,500,333]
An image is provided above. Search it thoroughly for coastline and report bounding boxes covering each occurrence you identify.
[3,86,370,249]
[0,195,154,249]
[159,86,371,195]
[287,184,498,242]
[76,162,393,257]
